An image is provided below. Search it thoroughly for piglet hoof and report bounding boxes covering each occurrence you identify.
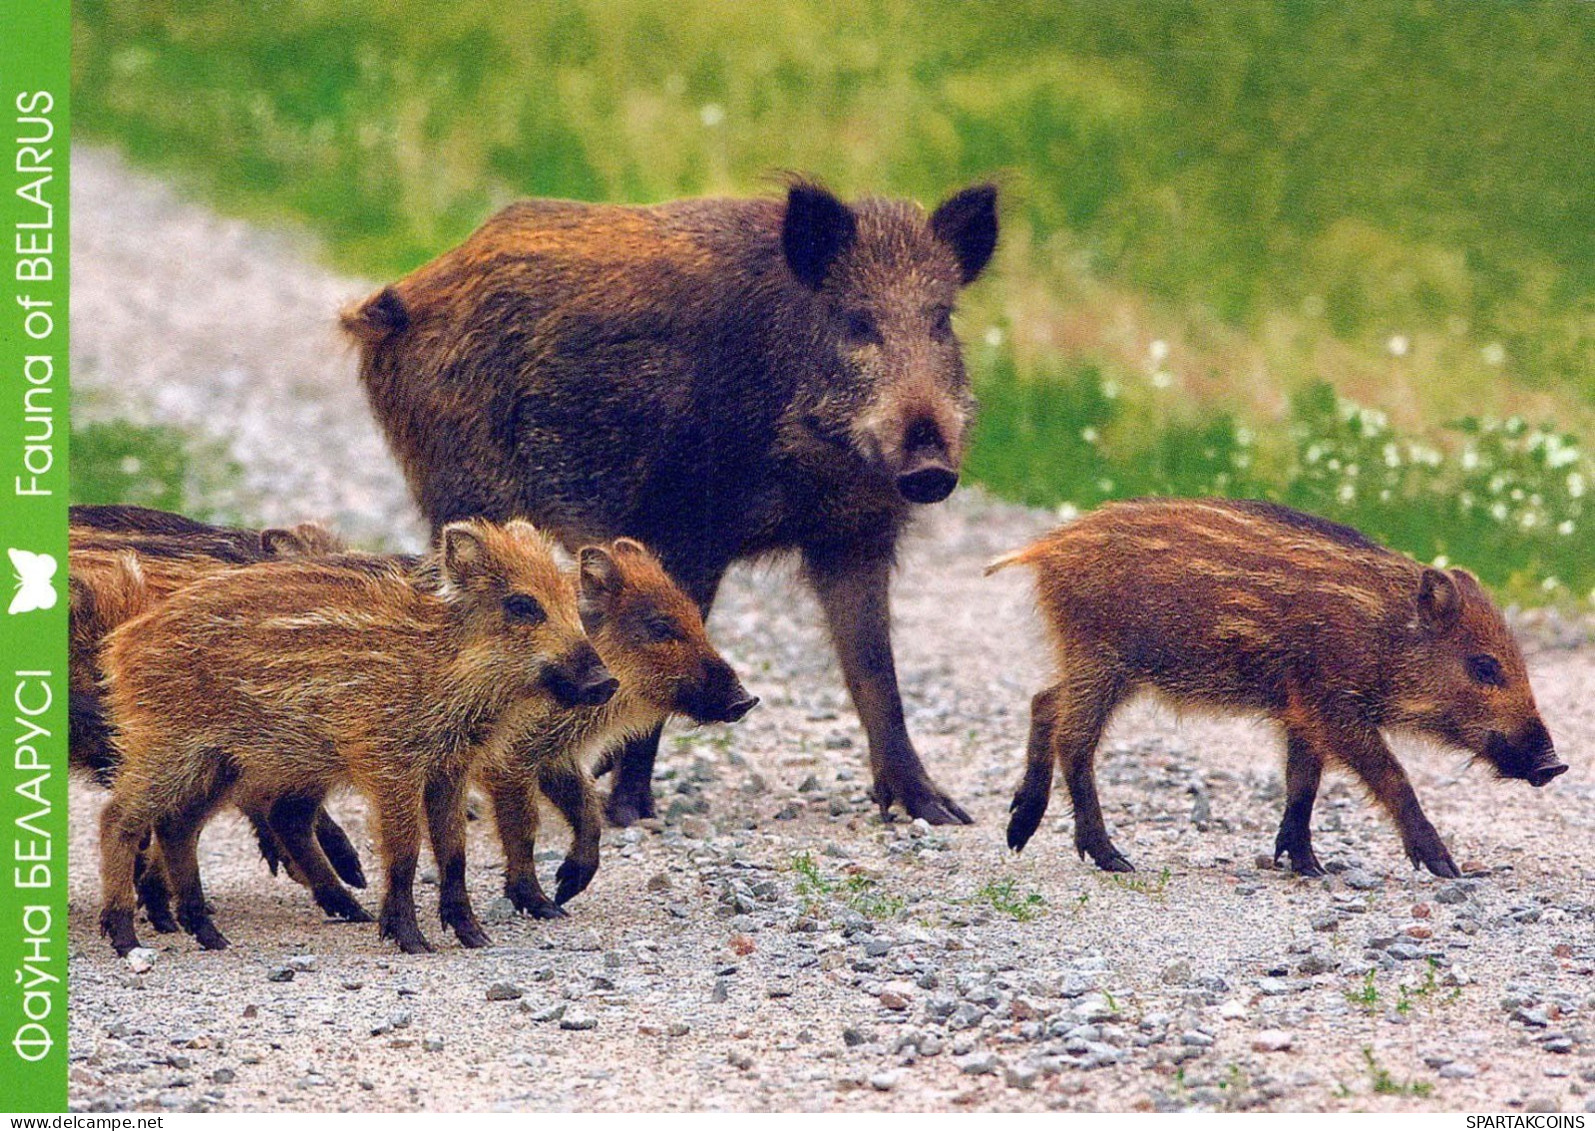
[192,920,229,951]
[450,919,492,949]
[439,901,491,949]
[505,878,561,918]
[1273,832,1326,877]
[317,820,368,890]
[1404,829,1460,878]
[1284,851,1327,879]
[380,912,435,955]
[316,887,374,924]
[1006,793,1047,853]
[874,774,973,827]
[100,909,142,957]
[554,857,597,906]
[604,785,655,828]
[1413,847,1461,879]
[1080,843,1135,873]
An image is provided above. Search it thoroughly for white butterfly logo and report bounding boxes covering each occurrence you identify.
[8,548,58,615]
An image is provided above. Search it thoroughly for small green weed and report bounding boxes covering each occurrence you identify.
[1364,1047,1434,1097]
[971,879,1048,922]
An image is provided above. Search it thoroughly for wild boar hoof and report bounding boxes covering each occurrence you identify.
[505,879,562,917]
[874,775,973,826]
[316,888,374,923]
[381,911,435,954]
[1006,794,1048,853]
[1416,851,1461,879]
[555,858,598,905]
[145,905,180,934]
[100,909,141,957]
[1403,827,1459,877]
[604,786,655,828]
[1273,831,1326,877]
[451,920,491,949]
[192,921,230,951]
[318,825,368,890]
[1284,851,1327,878]
[1081,843,1135,873]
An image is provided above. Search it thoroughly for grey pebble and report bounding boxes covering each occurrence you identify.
[956,1051,998,1075]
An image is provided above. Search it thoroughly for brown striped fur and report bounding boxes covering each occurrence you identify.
[343,180,998,828]
[995,498,1564,877]
[476,538,757,917]
[95,519,613,956]
[68,509,364,931]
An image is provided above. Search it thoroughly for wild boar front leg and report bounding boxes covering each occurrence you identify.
[1273,730,1327,877]
[99,796,148,956]
[541,758,603,907]
[602,565,724,827]
[373,792,432,954]
[133,832,180,934]
[155,806,228,951]
[314,808,367,889]
[266,794,373,923]
[1330,719,1460,878]
[1046,668,1128,872]
[486,770,563,919]
[603,726,663,826]
[806,546,972,826]
[424,774,490,948]
[1007,686,1061,851]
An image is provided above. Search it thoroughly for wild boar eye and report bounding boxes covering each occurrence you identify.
[842,309,880,345]
[1466,654,1506,687]
[503,594,546,625]
[642,616,683,644]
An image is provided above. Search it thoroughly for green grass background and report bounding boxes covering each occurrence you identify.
[71,1,1595,601]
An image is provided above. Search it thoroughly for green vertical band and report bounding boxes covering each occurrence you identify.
[0,0,71,1114]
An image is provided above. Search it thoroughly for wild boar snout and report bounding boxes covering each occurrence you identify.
[893,416,960,504]
[547,646,619,708]
[679,659,759,725]
[1485,718,1565,786]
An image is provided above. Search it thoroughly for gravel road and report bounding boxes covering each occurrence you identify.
[66,146,1595,1113]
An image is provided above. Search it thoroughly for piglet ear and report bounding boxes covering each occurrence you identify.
[577,545,622,629]
[440,522,492,591]
[782,180,856,290]
[930,183,999,285]
[261,522,340,558]
[1416,567,1463,634]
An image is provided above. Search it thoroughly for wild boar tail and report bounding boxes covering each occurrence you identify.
[982,546,1038,577]
[340,285,411,347]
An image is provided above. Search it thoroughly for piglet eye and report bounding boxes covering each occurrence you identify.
[842,309,879,345]
[930,306,954,340]
[644,617,683,644]
[503,594,546,625]
[1466,654,1506,687]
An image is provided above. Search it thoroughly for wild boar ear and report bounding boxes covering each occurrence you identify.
[577,546,622,627]
[782,181,857,290]
[259,527,298,556]
[1416,567,1463,634]
[610,537,648,559]
[440,523,492,590]
[930,183,999,285]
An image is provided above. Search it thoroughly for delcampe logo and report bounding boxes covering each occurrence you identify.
[7,547,58,615]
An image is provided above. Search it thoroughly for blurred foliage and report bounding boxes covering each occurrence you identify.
[72,0,1595,598]
[70,419,245,522]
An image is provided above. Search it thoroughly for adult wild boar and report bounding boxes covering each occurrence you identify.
[344,179,999,825]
